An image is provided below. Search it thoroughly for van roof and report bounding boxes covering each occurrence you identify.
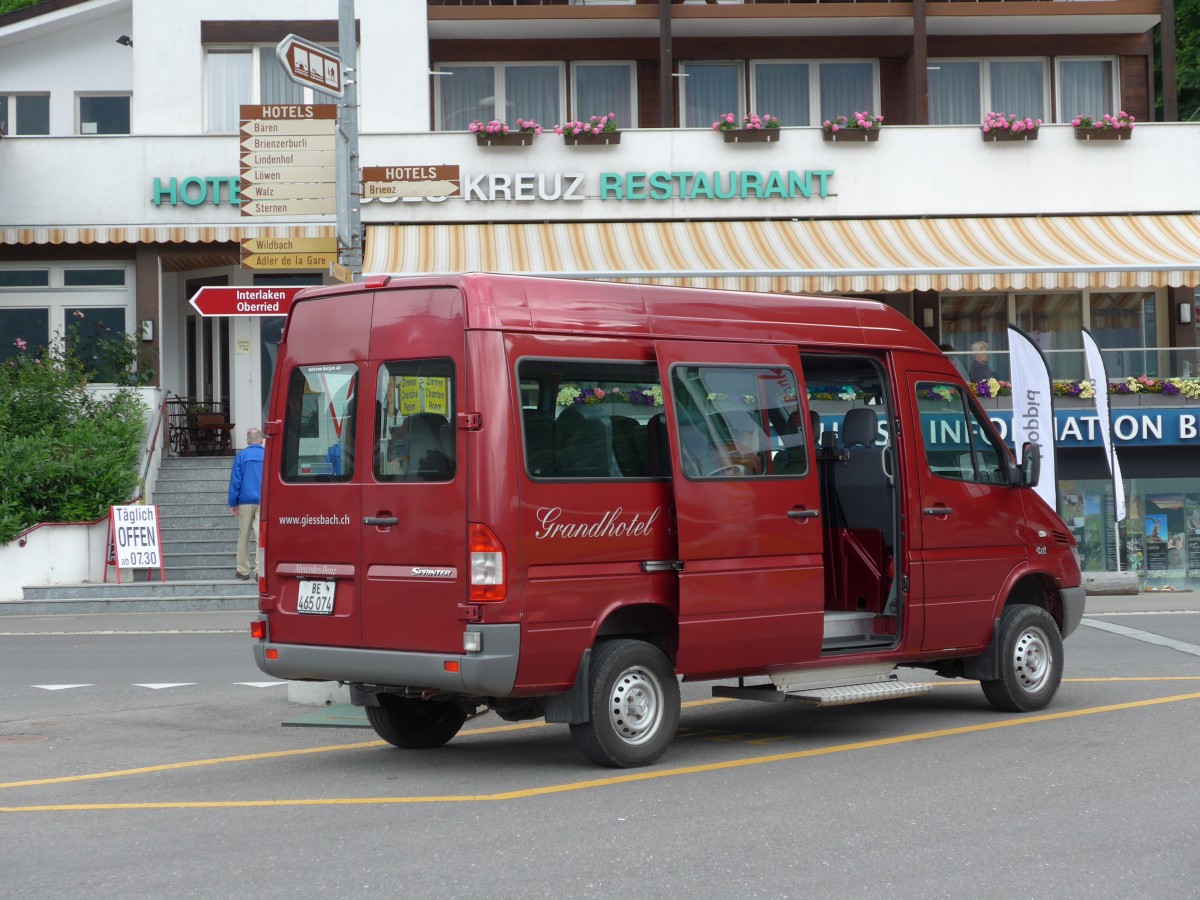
[295,273,937,355]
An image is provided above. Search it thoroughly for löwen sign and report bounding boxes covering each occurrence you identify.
[189,286,304,317]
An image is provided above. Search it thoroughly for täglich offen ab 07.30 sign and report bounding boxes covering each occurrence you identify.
[239,104,336,219]
[105,504,166,584]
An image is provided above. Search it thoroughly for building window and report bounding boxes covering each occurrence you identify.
[1057,58,1116,122]
[684,60,877,128]
[752,62,810,128]
[1016,293,1083,380]
[0,269,50,288]
[205,47,331,133]
[0,308,50,362]
[939,295,1010,380]
[63,269,126,287]
[928,59,1047,124]
[680,61,742,128]
[78,95,130,135]
[434,63,563,131]
[65,307,128,383]
[571,62,635,126]
[928,62,983,125]
[818,61,876,123]
[1090,291,1157,378]
[0,93,50,135]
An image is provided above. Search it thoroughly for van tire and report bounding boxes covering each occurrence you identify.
[569,639,680,768]
[365,695,468,749]
[980,605,1064,713]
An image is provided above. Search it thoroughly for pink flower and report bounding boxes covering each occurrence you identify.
[13,338,26,350]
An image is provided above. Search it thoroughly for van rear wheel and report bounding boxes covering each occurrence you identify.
[980,604,1064,713]
[570,639,680,768]
[366,695,467,749]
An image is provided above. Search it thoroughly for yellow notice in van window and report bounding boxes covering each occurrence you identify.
[399,377,421,415]
[424,377,448,415]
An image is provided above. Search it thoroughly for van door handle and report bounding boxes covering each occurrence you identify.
[787,508,819,520]
[363,516,399,526]
[923,506,954,517]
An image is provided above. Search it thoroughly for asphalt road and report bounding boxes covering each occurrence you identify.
[2,599,1199,900]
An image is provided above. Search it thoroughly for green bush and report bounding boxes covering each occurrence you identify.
[0,339,145,545]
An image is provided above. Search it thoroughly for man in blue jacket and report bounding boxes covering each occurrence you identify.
[228,428,265,580]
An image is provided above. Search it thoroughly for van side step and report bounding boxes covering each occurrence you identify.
[713,679,932,707]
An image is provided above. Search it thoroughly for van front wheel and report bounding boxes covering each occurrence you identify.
[980,605,1064,713]
[366,695,468,749]
[570,639,680,768]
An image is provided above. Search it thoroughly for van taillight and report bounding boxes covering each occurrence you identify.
[250,620,266,640]
[469,523,506,602]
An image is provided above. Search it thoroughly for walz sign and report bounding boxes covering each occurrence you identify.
[276,34,343,98]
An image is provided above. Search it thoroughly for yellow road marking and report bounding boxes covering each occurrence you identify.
[4,690,1198,813]
[0,699,724,791]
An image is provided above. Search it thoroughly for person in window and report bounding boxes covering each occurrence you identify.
[939,343,969,380]
[968,341,996,382]
[324,442,342,476]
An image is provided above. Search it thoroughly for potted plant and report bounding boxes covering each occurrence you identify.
[470,117,543,147]
[822,112,883,142]
[713,112,781,143]
[556,113,620,145]
[1072,111,1135,141]
[981,112,1041,142]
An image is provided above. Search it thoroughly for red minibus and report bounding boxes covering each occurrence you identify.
[253,274,1084,767]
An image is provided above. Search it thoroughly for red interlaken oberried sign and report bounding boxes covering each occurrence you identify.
[188,286,304,317]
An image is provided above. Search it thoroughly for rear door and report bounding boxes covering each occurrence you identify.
[267,291,372,650]
[655,341,824,676]
[907,374,1027,651]
[359,287,469,653]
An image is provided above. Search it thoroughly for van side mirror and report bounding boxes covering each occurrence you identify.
[1016,441,1041,488]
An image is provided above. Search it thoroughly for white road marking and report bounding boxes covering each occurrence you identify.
[233,682,287,688]
[132,683,198,690]
[32,684,93,691]
[0,630,243,636]
[1080,618,1200,657]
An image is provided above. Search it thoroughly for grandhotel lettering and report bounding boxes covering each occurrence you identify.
[151,169,836,206]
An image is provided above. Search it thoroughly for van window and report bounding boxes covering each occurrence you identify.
[374,359,456,483]
[669,365,805,479]
[518,359,664,479]
[916,381,1009,484]
[281,363,357,482]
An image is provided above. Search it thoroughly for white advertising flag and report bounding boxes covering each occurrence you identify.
[1007,325,1057,510]
[1082,328,1127,522]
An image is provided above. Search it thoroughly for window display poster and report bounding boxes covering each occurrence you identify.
[1187,496,1200,536]
[1145,514,1167,543]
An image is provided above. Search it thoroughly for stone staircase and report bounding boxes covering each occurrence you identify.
[12,457,258,615]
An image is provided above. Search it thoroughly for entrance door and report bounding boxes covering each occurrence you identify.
[655,341,824,677]
[184,276,230,408]
[358,287,470,654]
[906,373,1028,651]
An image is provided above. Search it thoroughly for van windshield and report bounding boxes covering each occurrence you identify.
[280,363,357,482]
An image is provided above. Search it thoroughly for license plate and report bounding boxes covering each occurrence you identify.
[297,580,336,615]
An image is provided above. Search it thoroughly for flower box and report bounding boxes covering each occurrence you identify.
[476,132,534,147]
[822,129,879,143]
[982,128,1038,142]
[722,129,779,143]
[1073,127,1131,141]
[564,131,621,146]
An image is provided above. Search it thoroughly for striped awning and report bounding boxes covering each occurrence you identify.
[362,214,1200,293]
[1,224,337,246]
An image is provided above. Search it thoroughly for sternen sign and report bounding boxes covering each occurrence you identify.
[190,286,304,317]
[275,35,344,98]
[241,198,335,218]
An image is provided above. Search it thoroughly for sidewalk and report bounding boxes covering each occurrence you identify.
[1084,592,1200,615]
